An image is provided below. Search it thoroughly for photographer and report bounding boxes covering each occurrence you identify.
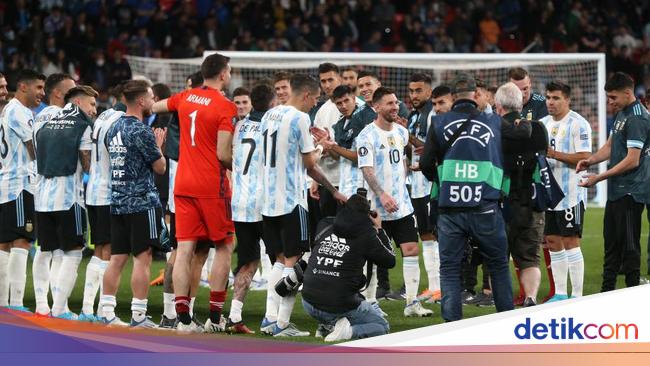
[301,191,395,342]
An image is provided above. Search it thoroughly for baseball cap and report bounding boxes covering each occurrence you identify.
[450,73,477,94]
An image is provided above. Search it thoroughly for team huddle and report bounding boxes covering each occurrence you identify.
[0,51,649,341]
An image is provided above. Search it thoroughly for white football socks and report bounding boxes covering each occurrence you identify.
[51,249,82,316]
[131,298,148,322]
[0,250,9,306]
[422,240,441,292]
[566,247,584,297]
[32,248,53,314]
[259,240,272,282]
[362,264,378,303]
[276,267,297,329]
[81,256,103,315]
[550,249,568,296]
[402,256,420,304]
[100,294,117,320]
[163,292,176,319]
[229,299,244,323]
[8,247,28,307]
[264,261,284,322]
[189,297,196,317]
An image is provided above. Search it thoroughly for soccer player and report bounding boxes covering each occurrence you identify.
[186,72,204,90]
[153,53,237,333]
[83,84,126,322]
[475,78,493,114]
[100,80,166,328]
[431,85,453,115]
[312,63,364,216]
[354,70,409,299]
[233,87,252,120]
[31,73,76,317]
[541,81,591,301]
[259,74,346,337]
[273,71,292,105]
[228,83,277,334]
[405,73,440,303]
[341,67,359,94]
[508,67,552,304]
[356,86,433,317]
[0,73,8,101]
[578,72,650,291]
[34,85,97,319]
[0,70,44,312]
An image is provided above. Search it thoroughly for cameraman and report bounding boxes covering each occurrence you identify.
[301,191,395,342]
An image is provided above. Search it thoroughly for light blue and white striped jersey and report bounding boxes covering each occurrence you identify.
[86,108,124,206]
[261,105,315,217]
[231,111,265,222]
[542,110,592,210]
[356,122,414,221]
[33,105,62,199]
[338,137,366,197]
[408,109,434,199]
[34,106,92,212]
[168,159,177,213]
[0,98,35,204]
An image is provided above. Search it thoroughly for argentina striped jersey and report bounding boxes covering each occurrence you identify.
[356,122,413,221]
[542,110,592,210]
[231,111,265,222]
[0,98,35,204]
[86,108,124,206]
[33,105,62,200]
[261,105,315,217]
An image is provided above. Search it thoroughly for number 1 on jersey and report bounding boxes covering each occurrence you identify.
[189,110,198,146]
[263,129,278,168]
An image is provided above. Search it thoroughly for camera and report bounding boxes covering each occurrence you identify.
[355,188,377,218]
[274,259,308,297]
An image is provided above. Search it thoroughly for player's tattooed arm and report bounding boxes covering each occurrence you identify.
[307,164,337,195]
[79,150,91,172]
[361,166,384,196]
[24,140,35,161]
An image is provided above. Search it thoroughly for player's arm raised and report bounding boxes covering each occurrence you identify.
[152,99,170,114]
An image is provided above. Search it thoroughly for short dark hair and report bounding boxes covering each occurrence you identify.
[409,73,432,85]
[508,67,529,81]
[250,83,275,112]
[475,78,487,89]
[357,70,379,81]
[273,71,292,84]
[201,53,230,80]
[345,193,371,214]
[45,73,74,98]
[341,67,358,75]
[233,87,250,98]
[187,71,204,88]
[432,85,452,98]
[64,85,98,103]
[109,82,126,100]
[546,81,572,98]
[16,69,46,86]
[122,80,151,104]
[332,85,354,100]
[604,72,635,92]
[318,62,339,75]
[372,86,395,105]
[488,86,498,94]
[290,74,320,95]
[152,83,172,100]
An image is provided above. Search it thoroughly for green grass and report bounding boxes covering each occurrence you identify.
[21,208,649,343]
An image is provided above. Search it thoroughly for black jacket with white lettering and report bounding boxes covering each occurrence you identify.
[302,209,396,313]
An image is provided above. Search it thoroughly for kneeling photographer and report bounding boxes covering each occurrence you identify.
[301,190,396,342]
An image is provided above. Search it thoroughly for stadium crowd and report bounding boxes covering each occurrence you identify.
[0,1,650,95]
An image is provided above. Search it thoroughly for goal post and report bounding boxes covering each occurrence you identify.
[125,52,607,206]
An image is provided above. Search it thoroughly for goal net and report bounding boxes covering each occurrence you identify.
[125,52,607,206]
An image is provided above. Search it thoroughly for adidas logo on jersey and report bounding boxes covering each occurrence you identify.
[379,144,386,149]
[108,131,127,153]
[566,222,574,228]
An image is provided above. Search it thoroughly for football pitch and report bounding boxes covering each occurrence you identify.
[21,207,650,342]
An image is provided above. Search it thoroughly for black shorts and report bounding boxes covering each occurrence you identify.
[87,205,111,245]
[412,197,434,236]
[36,203,86,252]
[382,214,419,246]
[111,207,163,256]
[544,202,585,237]
[0,191,35,242]
[263,205,310,258]
[169,212,178,249]
[234,221,265,271]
